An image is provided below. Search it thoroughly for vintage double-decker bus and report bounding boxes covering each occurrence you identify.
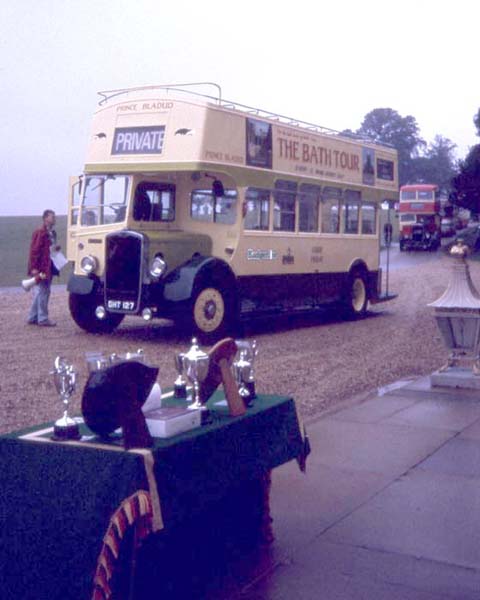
[66,83,398,342]
[398,184,441,251]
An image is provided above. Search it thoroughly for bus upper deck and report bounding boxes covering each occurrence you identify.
[83,83,397,187]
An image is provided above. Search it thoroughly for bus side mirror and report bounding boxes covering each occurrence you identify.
[384,222,393,246]
[212,179,225,198]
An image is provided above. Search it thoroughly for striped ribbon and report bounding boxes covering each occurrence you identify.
[92,490,153,600]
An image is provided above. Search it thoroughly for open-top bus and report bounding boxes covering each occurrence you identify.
[66,83,398,342]
[398,184,440,251]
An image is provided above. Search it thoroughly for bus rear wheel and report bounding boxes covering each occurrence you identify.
[188,285,235,344]
[342,271,368,319]
[69,293,124,334]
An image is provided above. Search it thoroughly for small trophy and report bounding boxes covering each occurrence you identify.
[235,339,258,400]
[124,348,145,362]
[110,348,145,364]
[173,352,188,399]
[51,356,80,441]
[233,350,253,404]
[86,348,146,372]
[85,351,109,373]
[183,339,209,410]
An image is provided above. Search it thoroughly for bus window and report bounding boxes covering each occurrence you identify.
[82,175,129,226]
[134,183,175,222]
[83,209,98,225]
[418,190,434,201]
[299,184,321,232]
[342,190,360,234]
[322,198,340,233]
[156,190,175,221]
[133,190,151,221]
[245,188,270,230]
[400,190,416,201]
[361,202,376,234]
[71,208,79,226]
[70,178,82,226]
[215,191,237,224]
[191,190,213,221]
[191,189,237,224]
[274,180,296,232]
[321,187,342,233]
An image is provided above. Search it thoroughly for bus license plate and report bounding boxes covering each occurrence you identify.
[107,300,136,311]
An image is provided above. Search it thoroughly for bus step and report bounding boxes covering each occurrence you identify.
[371,292,398,304]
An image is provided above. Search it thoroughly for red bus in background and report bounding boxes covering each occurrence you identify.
[398,184,441,251]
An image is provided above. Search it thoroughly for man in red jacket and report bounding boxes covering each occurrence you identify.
[26,209,59,326]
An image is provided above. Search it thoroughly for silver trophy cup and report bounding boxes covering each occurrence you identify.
[235,339,258,399]
[173,352,188,399]
[51,356,80,440]
[234,349,252,402]
[183,339,209,410]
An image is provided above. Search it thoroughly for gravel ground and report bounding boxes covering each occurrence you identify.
[0,251,468,435]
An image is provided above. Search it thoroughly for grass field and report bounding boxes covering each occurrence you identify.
[0,215,71,287]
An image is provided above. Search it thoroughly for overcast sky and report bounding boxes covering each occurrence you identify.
[1,0,478,216]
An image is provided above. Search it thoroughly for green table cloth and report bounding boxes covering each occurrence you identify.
[0,393,307,599]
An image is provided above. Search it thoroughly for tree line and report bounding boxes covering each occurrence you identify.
[346,108,480,215]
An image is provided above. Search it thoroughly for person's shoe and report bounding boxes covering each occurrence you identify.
[38,320,57,327]
[26,319,38,325]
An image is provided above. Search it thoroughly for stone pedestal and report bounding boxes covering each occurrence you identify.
[430,367,480,390]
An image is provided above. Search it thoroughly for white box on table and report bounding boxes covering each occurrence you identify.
[145,406,201,438]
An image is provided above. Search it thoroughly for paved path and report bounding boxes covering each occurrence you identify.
[211,375,480,599]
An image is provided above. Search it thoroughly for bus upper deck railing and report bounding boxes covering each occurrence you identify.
[97,82,394,149]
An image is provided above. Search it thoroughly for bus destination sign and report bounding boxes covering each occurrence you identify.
[112,126,165,155]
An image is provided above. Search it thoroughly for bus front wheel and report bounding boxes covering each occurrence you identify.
[69,293,124,334]
[187,285,235,344]
[342,271,368,319]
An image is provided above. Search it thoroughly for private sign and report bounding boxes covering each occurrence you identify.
[112,126,165,155]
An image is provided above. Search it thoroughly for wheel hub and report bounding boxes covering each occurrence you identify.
[203,300,217,320]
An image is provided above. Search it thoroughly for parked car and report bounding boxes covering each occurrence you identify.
[441,218,455,238]
[445,225,480,254]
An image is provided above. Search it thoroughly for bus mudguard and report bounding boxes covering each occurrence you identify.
[163,255,236,303]
[67,273,95,295]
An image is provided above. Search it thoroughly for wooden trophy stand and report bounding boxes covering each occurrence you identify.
[200,338,246,417]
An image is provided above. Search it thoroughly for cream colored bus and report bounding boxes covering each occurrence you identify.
[67,83,398,342]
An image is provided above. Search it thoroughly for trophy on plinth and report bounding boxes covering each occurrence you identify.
[51,356,80,441]
[235,339,258,400]
[173,352,188,399]
[183,339,209,410]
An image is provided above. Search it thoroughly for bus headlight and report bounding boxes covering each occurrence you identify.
[150,255,167,280]
[80,255,98,274]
